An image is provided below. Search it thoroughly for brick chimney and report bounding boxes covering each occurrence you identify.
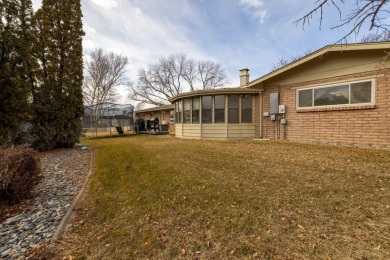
[239,68,250,87]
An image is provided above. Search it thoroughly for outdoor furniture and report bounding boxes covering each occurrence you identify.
[160,124,169,131]
[116,127,124,134]
[153,117,160,131]
[146,120,151,131]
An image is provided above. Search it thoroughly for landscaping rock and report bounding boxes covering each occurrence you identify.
[3,215,22,226]
[0,148,89,259]
[1,248,11,257]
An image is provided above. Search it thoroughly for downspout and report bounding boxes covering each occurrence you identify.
[200,97,203,138]
[259,89,264,138]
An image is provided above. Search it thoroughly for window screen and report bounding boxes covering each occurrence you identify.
[183,98,191,123]
[192,97,200,123]
[228,95,239,123]
[202,96,212,123]
[214,95,225,123]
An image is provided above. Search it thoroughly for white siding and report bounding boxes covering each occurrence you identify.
[202,124,227,139]
[182,124,201,139]
[228,124,255,138]
[175,124,183,137]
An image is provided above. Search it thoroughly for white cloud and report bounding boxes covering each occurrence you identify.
[82,0,212,80]
[30,0,354,104]
[31,0,42,11]
[239,0,268,24]
[84,24,96,34]
[83,39,95,50]
[240,0,264,8]
[89,0,121,9]
[253,9,268,24]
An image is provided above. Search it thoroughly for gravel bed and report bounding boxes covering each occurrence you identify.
[0,147,90,259]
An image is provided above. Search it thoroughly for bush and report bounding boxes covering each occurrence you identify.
[0,146,41,204]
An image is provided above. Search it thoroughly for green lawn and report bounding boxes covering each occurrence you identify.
[58,136,390,259]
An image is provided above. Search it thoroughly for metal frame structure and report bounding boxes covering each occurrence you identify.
[82,103,134,137]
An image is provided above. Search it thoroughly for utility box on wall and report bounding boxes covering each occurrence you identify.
[278,105,285,114]
[270,93,279,115]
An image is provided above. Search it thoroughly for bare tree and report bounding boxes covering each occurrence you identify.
[360,30,390,42]
[271,50,313,71]
[295,0,390,42]
[83,48,129,134]
[198,61,228,90]
[271,28,390,72]
[182,58,198,91]
[129,54,229,106]
[271,58,291,71]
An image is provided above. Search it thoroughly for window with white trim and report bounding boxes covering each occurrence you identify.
[297,80,374,108]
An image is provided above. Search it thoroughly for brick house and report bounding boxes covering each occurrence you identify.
[171,42,390,148]
[245,42,390,148]
[135,104,174,132]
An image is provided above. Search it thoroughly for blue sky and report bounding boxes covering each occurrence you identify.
[31,0,374,103]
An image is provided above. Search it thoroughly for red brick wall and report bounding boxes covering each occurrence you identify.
[261,69,390,148]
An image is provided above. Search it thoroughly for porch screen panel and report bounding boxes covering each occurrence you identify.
[228,95,239,123]
[214,95,225,123]
[175,101,182,123]
[183,98,191,123]
[202,96,212,123]
[175,102,179,123]
[192,97,200,123]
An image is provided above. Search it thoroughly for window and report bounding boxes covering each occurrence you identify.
[297,80,374,108]
[202,96,212,123]
[351,81,372,104]
[241,95,252,123]
[175,101,182,123]
[170,110,174,123]
[192,97,200,123]
[298,89,312,108]
[314,85,349,106]
[183,98,191,123]
[175,102,178,123]
[228,95,239,123]
[214,95,225,123]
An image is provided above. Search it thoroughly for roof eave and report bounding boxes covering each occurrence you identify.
[135,105,174,114]
[170,88,260,102]
[247,41,390,88]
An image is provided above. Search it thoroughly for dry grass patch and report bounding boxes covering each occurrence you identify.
[57,136,390,259]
